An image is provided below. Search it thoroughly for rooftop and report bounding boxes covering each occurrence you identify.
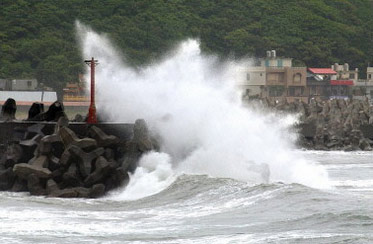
[308,68,337,75]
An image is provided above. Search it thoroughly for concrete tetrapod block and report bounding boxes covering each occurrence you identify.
[0,168,15,190]
[132,119,153,152]
[68,145,105,178]
[19,134,42,147]
[84,156,111,187]
[88,126,120,148]
[27,173,46,196]
[25,123,45,139]
[59,127,97,150]
[46,179,60,195]
[13,163,52,180]
[59,149,73,167]
[61,163,82,188]
[37,134,61,156]
[28,155,49,168]
[5,143,23,168]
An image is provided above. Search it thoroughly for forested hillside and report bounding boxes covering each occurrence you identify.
[1,0,373,92]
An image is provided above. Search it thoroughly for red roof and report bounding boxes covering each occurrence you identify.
[308,68,337,75]
[330,80,354,86]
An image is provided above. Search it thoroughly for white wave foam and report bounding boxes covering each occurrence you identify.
[77,21,331,199]
[332,180,373,188]
[108,152,176,201]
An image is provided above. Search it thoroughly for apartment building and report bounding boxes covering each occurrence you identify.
[261,50,307,103]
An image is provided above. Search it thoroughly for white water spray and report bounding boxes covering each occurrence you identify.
[77,22,330,200]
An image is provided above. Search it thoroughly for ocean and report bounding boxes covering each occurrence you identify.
[0,150,372,244]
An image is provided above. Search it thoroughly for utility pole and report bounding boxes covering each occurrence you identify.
[84,57,98,124]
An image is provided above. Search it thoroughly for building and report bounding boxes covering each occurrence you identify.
[0,79,38,91]
[307,68,336,100]
[307,65,356,101]
[236,66,266,99]
[354,67,373,101]
[261,50,308,103]
[331,63,358,84]
[368,67,373,80]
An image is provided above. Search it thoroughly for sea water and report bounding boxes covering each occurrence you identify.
[0,151,372,243]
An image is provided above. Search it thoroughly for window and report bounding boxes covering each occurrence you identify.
[246,73,251,81]
[288,87,295,96]
[265,60,269,67]
[27,80,32,87]
[269,86,284,97]
[349,73,355,79]
[277,59,283,67]
[293,73,301,83]
[369,74,372,80]
[289,86,304,96]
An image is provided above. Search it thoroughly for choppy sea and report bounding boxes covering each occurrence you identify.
[0,151,372,244]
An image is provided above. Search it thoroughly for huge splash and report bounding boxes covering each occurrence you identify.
[77,22,331,200]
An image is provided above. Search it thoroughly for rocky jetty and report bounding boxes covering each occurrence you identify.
[262,98,373,151]
[0,99,154,198]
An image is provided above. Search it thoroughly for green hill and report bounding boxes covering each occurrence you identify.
[1,0,373,92]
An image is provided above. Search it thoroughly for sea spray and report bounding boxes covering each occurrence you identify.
[77,22,331,200]
[108,152,176,201]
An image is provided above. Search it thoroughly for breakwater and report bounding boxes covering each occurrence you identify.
[262,98,373,151]
[0,118,154,198]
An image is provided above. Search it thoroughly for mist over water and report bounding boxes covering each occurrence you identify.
[77,22,330,200]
